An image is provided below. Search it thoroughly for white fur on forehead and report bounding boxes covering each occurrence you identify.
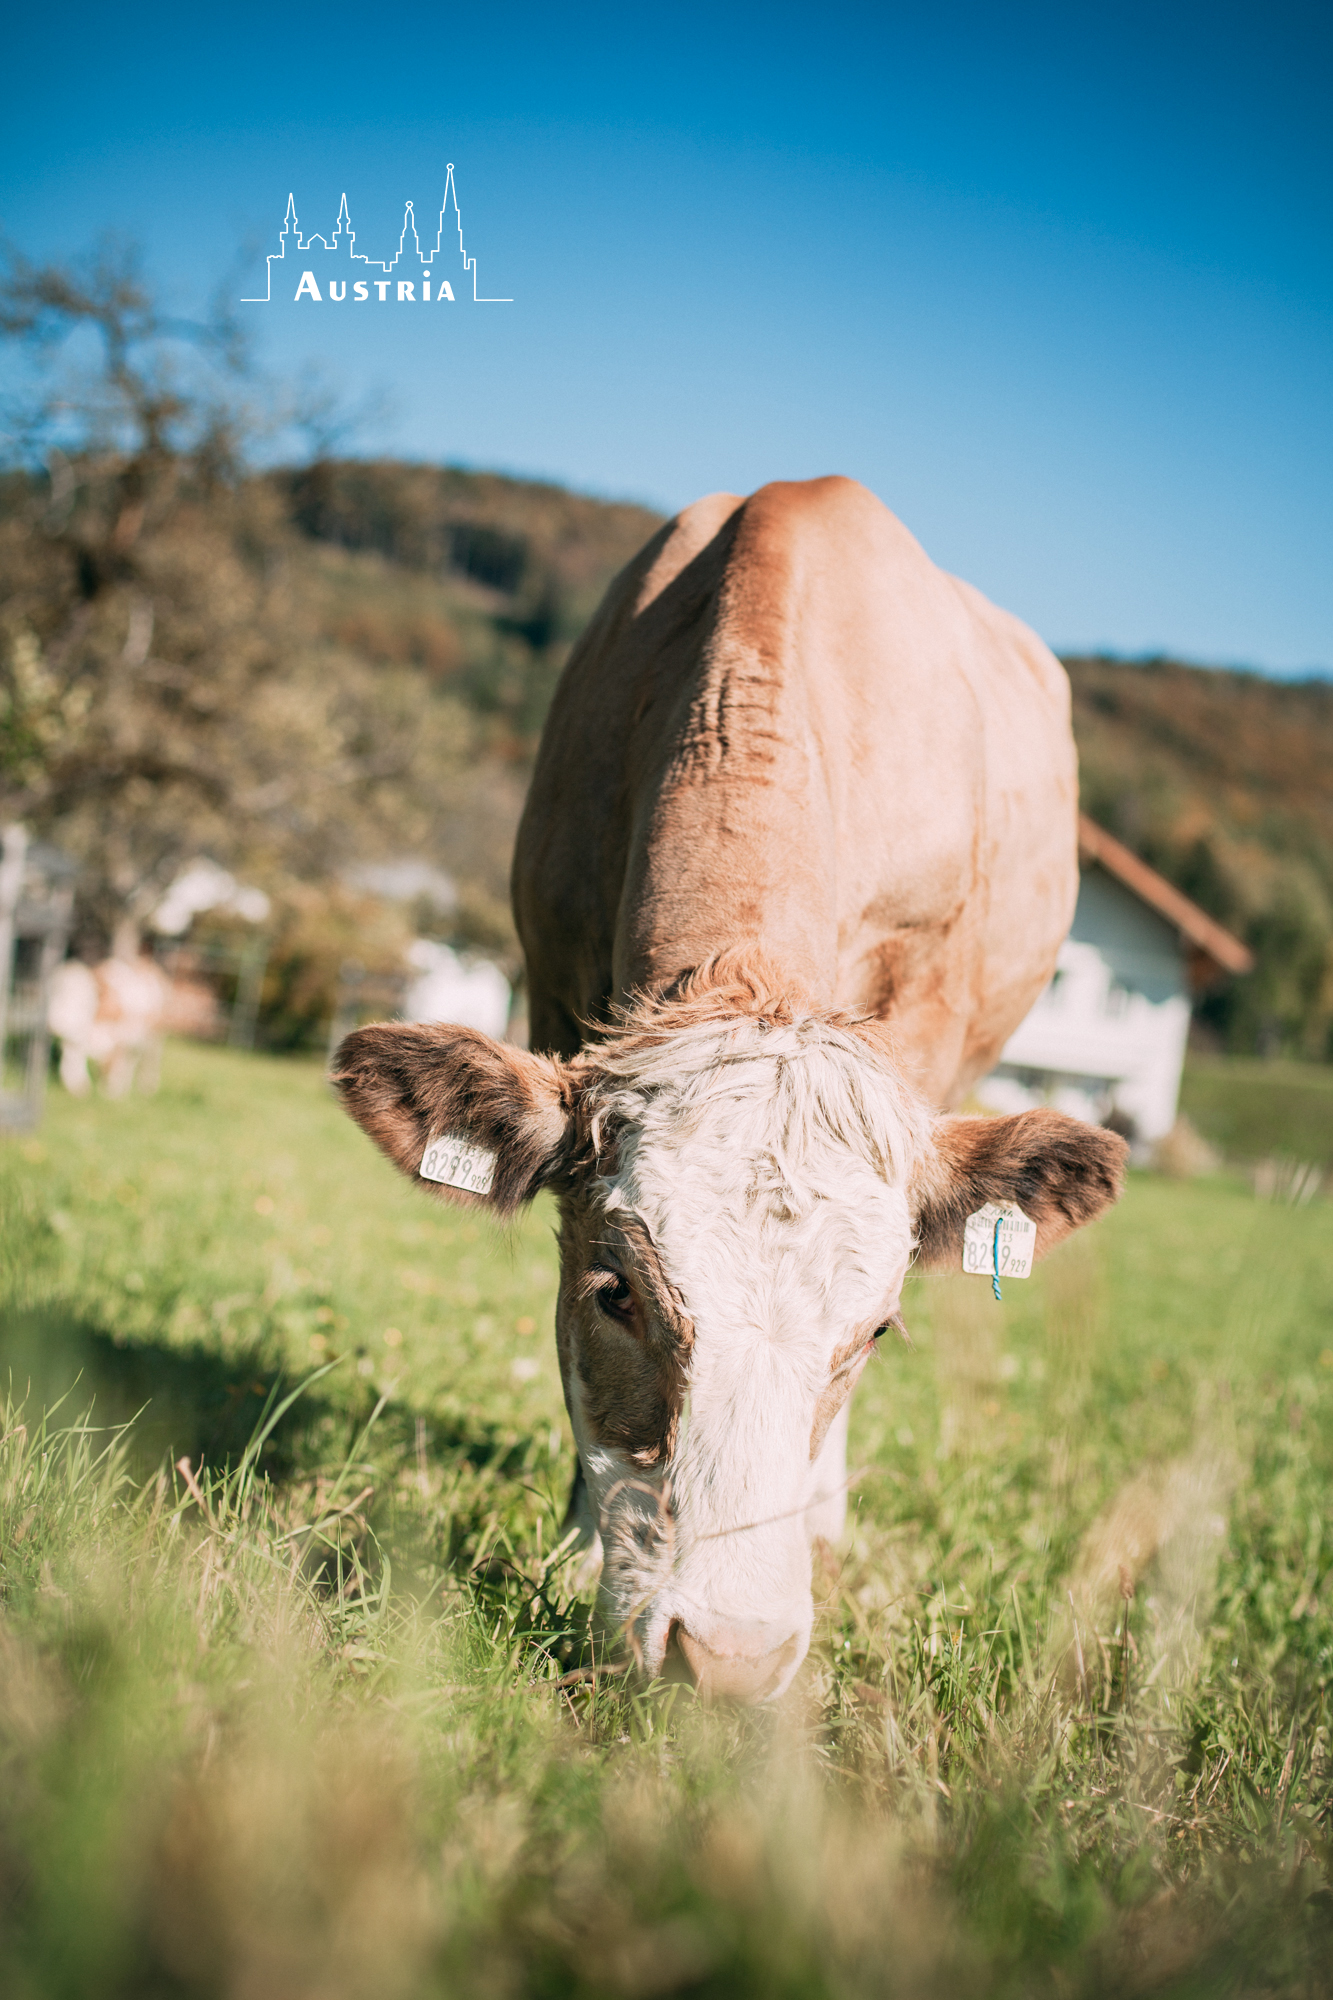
[584,1018,929,1344]
[585,1012,933,1196]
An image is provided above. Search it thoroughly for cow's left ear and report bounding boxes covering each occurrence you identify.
[912,1109,1128,1271]
[332,1022,576,1219]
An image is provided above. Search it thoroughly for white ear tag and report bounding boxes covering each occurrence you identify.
[962,1202,1035,1282]
[419,1133,496,1196]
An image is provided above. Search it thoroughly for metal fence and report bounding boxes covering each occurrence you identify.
[0,827,76,1132]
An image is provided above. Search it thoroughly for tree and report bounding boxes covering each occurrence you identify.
[0,240,460,956]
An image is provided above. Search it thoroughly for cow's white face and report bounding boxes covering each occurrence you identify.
[332,995,1127,1705]
[555,1015,930,1700]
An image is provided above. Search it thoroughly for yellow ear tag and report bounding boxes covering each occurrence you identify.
[419,1133,496,1195]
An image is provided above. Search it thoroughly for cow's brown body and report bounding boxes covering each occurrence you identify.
[336,474,1126,1703]
[514,476,1078,1103]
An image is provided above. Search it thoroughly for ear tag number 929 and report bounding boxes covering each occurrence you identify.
[419,1133,496,1196]
[962,1202,1035,1281]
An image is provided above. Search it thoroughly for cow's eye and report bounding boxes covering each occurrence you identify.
[591,1268,634,1322]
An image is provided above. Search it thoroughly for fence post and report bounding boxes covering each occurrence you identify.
[0,826,29,1089]
[228,937,270,1051]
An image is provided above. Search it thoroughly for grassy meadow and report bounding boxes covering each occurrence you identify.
[1,1041,1331,1997]
[1180,1056,1333,1168]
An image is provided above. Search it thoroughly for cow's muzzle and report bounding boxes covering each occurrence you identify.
[664,1617,804,1703]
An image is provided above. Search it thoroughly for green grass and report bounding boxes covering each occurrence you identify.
[2,1041,1332,1997]
[1180,1054,1333,1166]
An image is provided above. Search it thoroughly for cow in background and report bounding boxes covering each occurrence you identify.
[48,954,171,1097]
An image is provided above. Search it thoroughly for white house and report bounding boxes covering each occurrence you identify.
[401,938,512,1041]
[976,817,1252,1152]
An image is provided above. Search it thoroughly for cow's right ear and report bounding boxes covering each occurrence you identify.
[911,1107,1128,1270]
[331,1023,574,1219]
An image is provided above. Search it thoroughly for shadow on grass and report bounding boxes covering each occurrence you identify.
[0,1305,547,1491]
[0,1304,325,1473]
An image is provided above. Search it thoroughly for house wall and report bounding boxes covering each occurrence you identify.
[977,864,1191,1148]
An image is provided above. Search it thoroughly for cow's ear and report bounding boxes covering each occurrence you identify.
[331,1023,574,1219]
[912,1109,1128,1271]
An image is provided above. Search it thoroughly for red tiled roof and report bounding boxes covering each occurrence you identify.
[1078,815,1254,978]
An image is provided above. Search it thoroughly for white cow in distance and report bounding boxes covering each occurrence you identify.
[47,956,171,1098]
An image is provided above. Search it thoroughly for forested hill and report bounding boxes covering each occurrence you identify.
[1065,656,1332,1056]
[268,458,663,666]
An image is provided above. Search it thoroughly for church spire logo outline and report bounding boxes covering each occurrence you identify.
[241,165,512,304]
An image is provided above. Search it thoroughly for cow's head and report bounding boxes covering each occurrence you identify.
[333,972,1126,1703]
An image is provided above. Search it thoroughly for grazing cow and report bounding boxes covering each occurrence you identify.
[335,478,1127,1701]
[48,954,171,1097]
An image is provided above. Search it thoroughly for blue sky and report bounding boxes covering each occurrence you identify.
[3,0,1329,671]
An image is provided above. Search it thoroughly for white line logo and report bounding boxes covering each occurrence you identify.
[242,165,511,305]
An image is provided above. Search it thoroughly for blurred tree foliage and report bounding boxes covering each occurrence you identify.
[0,245,490,962]
[193,885,416,1052]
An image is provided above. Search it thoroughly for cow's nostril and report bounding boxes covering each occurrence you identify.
[671,1624,802,1704]
[661,1620,695,1687]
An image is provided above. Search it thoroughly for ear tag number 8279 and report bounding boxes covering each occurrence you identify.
[962,1202,1035,1283]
